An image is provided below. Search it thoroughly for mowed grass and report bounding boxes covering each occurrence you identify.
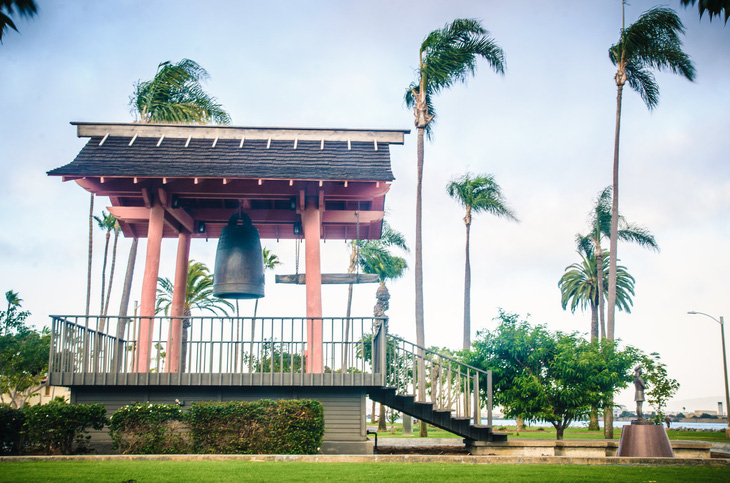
[1,460,729,483]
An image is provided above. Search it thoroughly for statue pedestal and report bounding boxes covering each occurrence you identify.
[617,420,674,457]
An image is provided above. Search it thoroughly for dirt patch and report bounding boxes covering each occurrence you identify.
[375,445,470,456]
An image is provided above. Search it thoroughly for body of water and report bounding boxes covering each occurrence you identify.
[492,418,727,430]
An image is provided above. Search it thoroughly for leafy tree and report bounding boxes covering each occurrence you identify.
[1,290,28,336]
[0,0,36,42]
[462,311,636,439]
[640,352,680,424]
[130,59,231,125]
[446,173,517,349]
[156,261,234,370]
[680,0,729,23]
[559,250,635,342]
[606,5,694,342]
[577,187,658,340]
[0,294,49,408]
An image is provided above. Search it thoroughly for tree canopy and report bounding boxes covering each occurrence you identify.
[130,59,231,125]
[462,311,637,439]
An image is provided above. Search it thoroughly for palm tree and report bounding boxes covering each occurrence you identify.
[404,20,505,432]
[607,4,694,342]
[117,58,231,320]
[577,187,658,340]
[680,0,729,23]
[0,0,37,42]
[103,216,120,317]
[446,173,517,349]
[93,212,117,317]
[130,59,231,125]
[359,229,408,432]
[156,260,234,371]
[85,194,94,316]
[2,290,22,335]
[559,250,636,342]
[559,248,635,432]
[344,221,409,319]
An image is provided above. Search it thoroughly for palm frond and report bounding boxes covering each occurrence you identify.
[680,0,730,23]
[446,172,518,222]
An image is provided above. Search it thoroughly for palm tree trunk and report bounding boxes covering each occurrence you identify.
[113,238,138,372]
[99,231,110,315]
[103,228,120,317]
[415,125,427,438]
[85,194,94,316]
[607,83,624,342]
[594,238,606,340]
[590,301,599,342]
[462,210,472,350]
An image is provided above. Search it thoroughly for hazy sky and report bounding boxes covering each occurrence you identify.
[1,1,728,411]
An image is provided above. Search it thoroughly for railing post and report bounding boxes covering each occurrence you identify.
[487,370,493,427]
[47,317,57,382]
[473,372,480,425]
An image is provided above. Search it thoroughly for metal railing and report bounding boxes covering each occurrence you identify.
[49,315,380,377]
[372,322,492,426]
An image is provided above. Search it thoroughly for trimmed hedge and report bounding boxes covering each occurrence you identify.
[22,398,108,454]
[0,404,25,455]
[109,403,188,454]
[187,400,325,454]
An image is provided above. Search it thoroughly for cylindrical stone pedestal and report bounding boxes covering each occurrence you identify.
[617,421,674,457]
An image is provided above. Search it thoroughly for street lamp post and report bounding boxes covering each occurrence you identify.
[688,311,730,438]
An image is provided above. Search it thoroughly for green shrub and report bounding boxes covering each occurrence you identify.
[187,399,324,454]
[109,403,188,454]
[0,404,25,455]
[23,398,107,454]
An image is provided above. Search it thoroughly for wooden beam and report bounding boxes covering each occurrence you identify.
[107,206,150,221]
[322,210,384,224]
[275,273,379,285]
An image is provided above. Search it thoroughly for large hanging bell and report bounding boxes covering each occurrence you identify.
[213,211,265,299]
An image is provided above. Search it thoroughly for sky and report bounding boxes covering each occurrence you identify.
[1,0,728,413]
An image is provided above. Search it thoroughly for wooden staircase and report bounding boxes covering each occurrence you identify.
[368,386,507,442]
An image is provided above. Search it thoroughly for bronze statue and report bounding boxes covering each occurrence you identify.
[634,366,645,420]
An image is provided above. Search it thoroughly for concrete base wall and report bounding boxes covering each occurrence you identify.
[71,385,372,455]
[466,439,711,458]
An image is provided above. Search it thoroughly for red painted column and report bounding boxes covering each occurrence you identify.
[136,200,165,372]
[166,231,190,373]
[302,198,323,373]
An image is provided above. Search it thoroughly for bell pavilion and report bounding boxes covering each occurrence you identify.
[46,122,501,454]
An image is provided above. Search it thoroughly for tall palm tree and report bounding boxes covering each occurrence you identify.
[156,260,234,371]
[404,20,505,432]
[130,59,231,125]
[93,212,117,317]
[117,58,231,320]
[680,0,729,23]
[559,250,635,342]
[0,0,37,42]
[103,216,120,317]
[577,186,658,340]
[607,4,694,342]
[446,173,517,350]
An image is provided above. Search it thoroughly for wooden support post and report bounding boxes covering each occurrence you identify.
[136,199,164,372]
[167,231,191,373]
[302,197,323,373]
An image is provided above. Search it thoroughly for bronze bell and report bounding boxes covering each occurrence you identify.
[213,211,265,299]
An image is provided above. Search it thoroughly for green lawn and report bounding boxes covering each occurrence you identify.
[373,423,730,442]
[1,460,729,483]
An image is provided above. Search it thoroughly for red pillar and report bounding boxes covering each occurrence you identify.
[136,200,165,372]
[302,198,323,373]
[166,231,190,373]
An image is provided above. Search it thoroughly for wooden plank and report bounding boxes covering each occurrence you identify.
[276,273,379,285]
[75,122,408,144]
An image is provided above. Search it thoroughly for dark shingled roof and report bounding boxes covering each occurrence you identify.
[48,136,395,181]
